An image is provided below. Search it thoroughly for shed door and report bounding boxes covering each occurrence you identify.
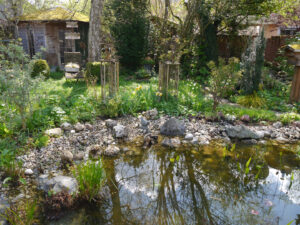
[32,24,46,54]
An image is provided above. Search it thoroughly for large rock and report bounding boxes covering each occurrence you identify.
[160,118,186,136]
[38,174,78,195]
[113,124,128,138]
[45,128,63,137]
[161,137,181,148]
[225,125,264,139]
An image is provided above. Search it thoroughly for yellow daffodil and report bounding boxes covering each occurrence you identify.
[135,85,142,91]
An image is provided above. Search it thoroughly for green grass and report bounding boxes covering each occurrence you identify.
[73,160,106,202]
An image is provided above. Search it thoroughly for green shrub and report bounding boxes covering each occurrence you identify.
[135,68,151,79]
[0,42,42,130]
[1,199,37,225]
[280,112,300,124]
[237,92,266,108]
[34,135,50,148]
[31,59,50,78]
[73,160,106,202]
[85,62,100,80]
[107,0,149,71]
[207,57,242,111]
[0,123,10,138]
[99,97,121,118]
[50,71,64,80]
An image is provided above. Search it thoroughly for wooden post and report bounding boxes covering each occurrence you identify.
[290,67,300,102]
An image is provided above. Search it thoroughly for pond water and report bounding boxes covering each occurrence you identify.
[47,140,300,225]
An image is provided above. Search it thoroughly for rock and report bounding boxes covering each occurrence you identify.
[240,115,250,123]
[191,136,199,145]
[271,133,277,139]
[121,147,130,152]
[61,122,72,131]
[144,108,158,120]
[104,145,120,156]
[61,150,73,164]
[199,137,210,145]
[263,130,271,138]
[11,193,25,203]
[276,136,289,143]
[38,174,78,195]
[225,125,264,139]
[85,123,93,130]
[140,117,149,133]
[105,119,118,129]
[273,121,283,129]
[87,145,103,157]
[160,118,186,137]
[241,139,258,145]
[258,140,267,145]
[24,169,34,175]
[113,124,128,138]
[70,130,76,134]
[293,121,300,128]
[161,137,181,148]
[225,114,236,122]
[45,128,63,137]
[184,133,194,140]
[74,122,85,132]
[143,134,158,147]
[74,152,84,160]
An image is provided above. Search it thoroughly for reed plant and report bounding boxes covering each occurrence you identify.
[72,160,106,202]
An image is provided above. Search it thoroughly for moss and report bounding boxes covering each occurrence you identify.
[31,59,50,78]
[20,7,89,22]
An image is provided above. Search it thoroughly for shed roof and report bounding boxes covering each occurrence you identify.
[19,7,89,23]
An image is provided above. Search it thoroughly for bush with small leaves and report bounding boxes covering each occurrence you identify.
[207,57,242,111]
[0,42,42,130]
[31,59,50,78]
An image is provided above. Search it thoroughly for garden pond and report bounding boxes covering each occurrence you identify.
[42,139,300,225]
[4,139,298,225]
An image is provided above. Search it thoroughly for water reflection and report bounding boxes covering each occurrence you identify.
[49,141,300,225]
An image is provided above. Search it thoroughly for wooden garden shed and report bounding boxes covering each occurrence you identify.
[18,7,89,69]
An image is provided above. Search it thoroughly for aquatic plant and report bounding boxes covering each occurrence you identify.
[73,160,106,202]
[245,157,252,175]
[44,191,74,212]
[1,199,37,225]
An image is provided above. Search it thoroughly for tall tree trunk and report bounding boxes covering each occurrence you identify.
[88,0,103,62]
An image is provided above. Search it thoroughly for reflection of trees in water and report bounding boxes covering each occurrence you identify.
[101,146,299,225]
